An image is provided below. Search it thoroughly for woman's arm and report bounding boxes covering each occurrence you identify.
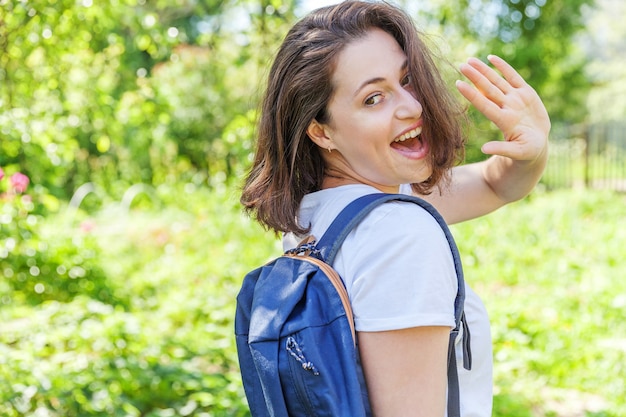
[420,55,550,224]
[359,326,450,417]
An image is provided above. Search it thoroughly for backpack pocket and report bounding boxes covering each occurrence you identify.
[278,322,365,417]
[283,335,318,416]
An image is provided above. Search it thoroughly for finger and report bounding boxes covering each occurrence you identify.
[464,57,513,95]
[481,140,533,160]
[487,55,527,89]
[455,79,502,123]
[458,64,506,108]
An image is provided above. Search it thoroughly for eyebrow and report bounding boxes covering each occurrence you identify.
[353,59,409,98]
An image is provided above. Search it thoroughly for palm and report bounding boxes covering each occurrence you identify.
[456,55,550,161]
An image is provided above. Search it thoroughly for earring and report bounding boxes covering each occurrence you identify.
[327,147,332,153]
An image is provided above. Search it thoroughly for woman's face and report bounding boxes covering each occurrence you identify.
[312,28,431,193]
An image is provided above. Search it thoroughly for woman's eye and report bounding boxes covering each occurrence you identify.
[365,93,383,106]
[401,74,412,87]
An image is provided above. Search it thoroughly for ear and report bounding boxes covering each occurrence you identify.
[306,119,334,151]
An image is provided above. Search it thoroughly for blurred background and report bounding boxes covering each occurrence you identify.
[1,0,625,416]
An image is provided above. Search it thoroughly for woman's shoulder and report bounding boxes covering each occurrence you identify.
[354,198,446,244]
[285,185,444,250]
[284,184,380,249]
[310,186,442,236]
[299,184,383,227]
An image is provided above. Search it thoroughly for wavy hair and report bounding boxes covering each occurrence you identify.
[241,0,466,234]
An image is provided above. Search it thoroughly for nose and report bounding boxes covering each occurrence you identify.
[395,88,422,120]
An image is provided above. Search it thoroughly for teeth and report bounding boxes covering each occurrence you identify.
[394,127,422,142]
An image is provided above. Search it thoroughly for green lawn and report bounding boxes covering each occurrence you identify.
[451,189,626,417]
[1,187,624,416]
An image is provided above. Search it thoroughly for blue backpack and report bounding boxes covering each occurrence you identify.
[235,193,471,417]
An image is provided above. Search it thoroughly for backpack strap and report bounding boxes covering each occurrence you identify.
[315,192,471,417]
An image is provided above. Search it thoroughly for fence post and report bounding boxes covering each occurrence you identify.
[583,124,590,189]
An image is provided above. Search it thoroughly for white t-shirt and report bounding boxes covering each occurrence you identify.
[283,184,493,417]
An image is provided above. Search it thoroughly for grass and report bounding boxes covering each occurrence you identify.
[1,186,625,416]
[450,189,626,416]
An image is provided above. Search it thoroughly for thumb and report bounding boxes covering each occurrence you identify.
[481,140,530,160]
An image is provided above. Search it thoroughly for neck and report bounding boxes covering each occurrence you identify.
[321,171,399,194]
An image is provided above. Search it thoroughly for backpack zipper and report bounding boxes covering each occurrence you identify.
[286,337,320,375]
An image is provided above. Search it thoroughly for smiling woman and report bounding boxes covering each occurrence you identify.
[305,28,433,193]
[239,1,549,416]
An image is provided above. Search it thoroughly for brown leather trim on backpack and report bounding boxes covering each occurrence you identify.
[284,253,356,346]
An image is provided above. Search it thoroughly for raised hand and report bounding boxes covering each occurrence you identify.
[456,55,550,162]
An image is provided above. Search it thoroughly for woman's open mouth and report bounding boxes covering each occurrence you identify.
[391,126,427,157]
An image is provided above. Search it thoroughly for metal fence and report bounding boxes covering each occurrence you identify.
[542,122,626,192]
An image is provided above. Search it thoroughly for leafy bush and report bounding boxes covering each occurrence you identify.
[0,169,121,307]
[0,1,276,200]
[0,170,116,308]
[2,186,625,416]
[0,296,246,417]
[1,184,278,416]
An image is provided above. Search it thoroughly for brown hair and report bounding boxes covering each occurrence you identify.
[241,0,466,234]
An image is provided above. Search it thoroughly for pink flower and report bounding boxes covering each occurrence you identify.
[0,167,4,181]
[10,172,29,193]
[80,220,96,233]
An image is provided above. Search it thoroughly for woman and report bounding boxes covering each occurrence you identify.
[241,1,550,416]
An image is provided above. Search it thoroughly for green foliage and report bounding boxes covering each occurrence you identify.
[0,170,119,307]
[1,296,247,417]
[1,0,145,196]
[0,0,263,199]
[414,0,596,160]
[1,184,280,416]
[583,0,626,122]
[0,0,622,413]
[2,187,626,416]
[447,0,594,124]
[450,189,626,416]
[0,0,603,189]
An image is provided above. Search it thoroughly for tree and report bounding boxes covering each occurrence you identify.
[398,0,594,161]
[580,0,626,122]
[439,0,593,125]
[0,0,259,201]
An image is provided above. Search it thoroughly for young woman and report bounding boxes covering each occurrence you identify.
[241,1,550,416]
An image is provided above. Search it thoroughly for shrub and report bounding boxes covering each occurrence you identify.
[0,297,248,417]
[0,169,122,307]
